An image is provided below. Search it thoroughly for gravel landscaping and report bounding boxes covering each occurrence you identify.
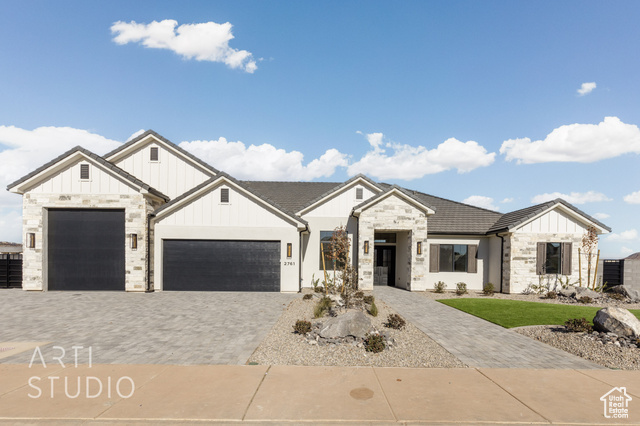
[515,325,640,370]
[248,295,467,368]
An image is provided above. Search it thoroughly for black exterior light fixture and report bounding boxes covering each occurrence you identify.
[130,233,138,250]
[364,240,369,254]
[26,233,35,249]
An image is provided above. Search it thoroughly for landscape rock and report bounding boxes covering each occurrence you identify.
[610,285,640,302]
[327,294,345,307]
[593,307,640,338]
[319,310,373,339]
[559,286,576,298]
[575,286,600,299]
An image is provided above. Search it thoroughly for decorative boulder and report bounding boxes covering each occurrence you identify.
[327,294,345,307]
[319,310,373,339]
[559,286,576,298]
[609,285,640,302]
[574,286,600,299]
[593,307,640,338]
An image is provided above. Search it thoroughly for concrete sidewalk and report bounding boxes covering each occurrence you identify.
[1,364,638,424]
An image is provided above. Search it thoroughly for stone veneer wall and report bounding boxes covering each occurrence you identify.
[357,195,428,290]
[22,193,154,291]
[623,259,640,291]
[503,232,592,294]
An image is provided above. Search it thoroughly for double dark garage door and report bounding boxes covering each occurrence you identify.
[48,209,281,291]
[163,240,281,291]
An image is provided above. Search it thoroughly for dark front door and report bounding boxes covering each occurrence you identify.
[163,240,281,291]
[373,246,395,286]
[48,209,125,291]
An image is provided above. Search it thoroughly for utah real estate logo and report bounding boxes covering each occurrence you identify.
[600,387,632,419]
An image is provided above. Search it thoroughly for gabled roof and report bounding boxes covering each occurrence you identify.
[104,129,219,176]
[242,181,339,214]
[6,146,169,201]
[352,185,436,216]
[153,171,308,229]
[487,198,612,234]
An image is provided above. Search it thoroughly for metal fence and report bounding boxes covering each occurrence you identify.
[602,259,624,287]
[0,254,22,288]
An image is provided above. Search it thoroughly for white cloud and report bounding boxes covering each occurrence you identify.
[501,197,514,203]
[179,138,348,181]
[347,132,495,180]
[620,246,635,256]
[111,19,258,73]
[531,191,611,205]
[607,229,638,242]
[623,190,640,204]
[593,212,610,220]
[127,129,145,141]
[462,195,499,211]
[500,117,640,164]
[577,82,596,96]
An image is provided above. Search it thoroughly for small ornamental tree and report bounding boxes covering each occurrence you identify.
[328,226,358,306]
[581,225,599,290]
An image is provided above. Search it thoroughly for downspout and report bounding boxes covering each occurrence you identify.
[146,213,152,292]
[498,234,504,294]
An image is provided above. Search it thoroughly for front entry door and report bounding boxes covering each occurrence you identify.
[373,246,395,286]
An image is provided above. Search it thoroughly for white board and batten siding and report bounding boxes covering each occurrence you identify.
[303,184,378,217]
[515,208,588,234]
[28,159,138,195]
[153,184,300,292]
[113,142,213,199]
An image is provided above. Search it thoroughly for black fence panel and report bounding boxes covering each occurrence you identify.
[0,254,22,288]
[602,259,624,288]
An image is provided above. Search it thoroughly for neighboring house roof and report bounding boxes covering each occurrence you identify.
[104,129,219,176]
[625,252,640,260]
[0,242,22,253]
[6,146,170,201]
[153,172,308,228]
[352,185,436,216]
[487,198,612,234]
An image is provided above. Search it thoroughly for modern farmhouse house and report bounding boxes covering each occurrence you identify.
[7,130,611,294]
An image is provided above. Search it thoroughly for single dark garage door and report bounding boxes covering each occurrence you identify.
[48,209,125,291]
[163,240,281,291]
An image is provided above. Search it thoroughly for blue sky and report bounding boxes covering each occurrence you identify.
[1,0,639,257]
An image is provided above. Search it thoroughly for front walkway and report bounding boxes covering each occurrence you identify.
[375,286,603,369]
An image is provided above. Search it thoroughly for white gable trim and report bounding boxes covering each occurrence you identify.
[9,151,143,196]
[512,203,609,234]
[153,176,307,230]
[352,188,436,216]
[106,133,216,178]
[296,177,382,216]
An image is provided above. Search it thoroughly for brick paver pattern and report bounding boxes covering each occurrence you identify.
[375,286,603,369]
[0,290,295,365]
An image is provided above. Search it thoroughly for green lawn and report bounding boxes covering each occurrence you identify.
[437,298,640,329]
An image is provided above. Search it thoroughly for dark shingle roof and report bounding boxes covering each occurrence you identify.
[6,146,169,201]
[154,172,308,227]
[242,181,341,214]
[352,184,437,214]
[104,129,219,176]
[487,198,612,234]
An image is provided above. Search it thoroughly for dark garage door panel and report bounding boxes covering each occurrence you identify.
[163,240,281,291]
[48,209,125,291]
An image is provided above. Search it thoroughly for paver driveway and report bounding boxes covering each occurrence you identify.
[375,286,603,369]
[0,289,295,365]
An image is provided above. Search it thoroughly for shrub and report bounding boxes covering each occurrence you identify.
[564,317,593,333]
[303,293,313,300]
[368,300,378,317]
[434,281,447,293]
[608,292,625,301]
[293,320,312,334]
[363,295,374,304]
[385,314,406,330]
[314,296,332,318]
[455,282,467,296]
[545,291,558,299]
[578,296,593,304]
[364,333,385,353]
[482,282,495,296]
[314,285,325,293]
[354,291,364,299]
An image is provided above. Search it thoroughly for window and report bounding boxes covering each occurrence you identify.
[356,187,363,200]
[319,231,345,270]
[220,188,229,203]
[537,242,571,275]
[80,164,90,180]
[150,147,159,161]
[429,243,477,273]
[374,233,396,243]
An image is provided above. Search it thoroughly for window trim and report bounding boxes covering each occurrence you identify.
[429,243,478,274]
[537,241,572,275]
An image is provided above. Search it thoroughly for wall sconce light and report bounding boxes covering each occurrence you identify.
[26,233,35,249]
[364,240,369,254]
[417,242,422,255]
[130,233,138,250]
[286,243,292,258]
